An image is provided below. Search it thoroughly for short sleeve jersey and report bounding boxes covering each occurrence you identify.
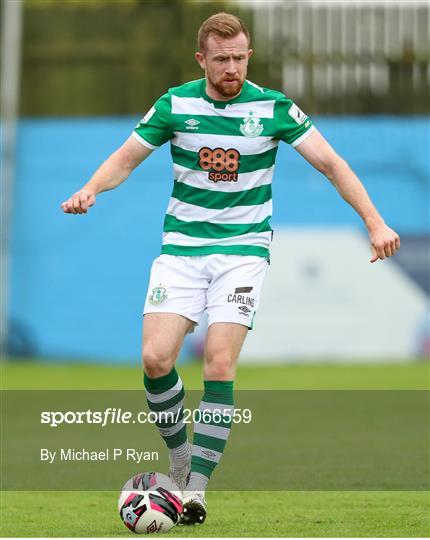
[133,78,314,260]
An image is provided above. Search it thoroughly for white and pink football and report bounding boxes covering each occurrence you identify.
[118,472,182,534]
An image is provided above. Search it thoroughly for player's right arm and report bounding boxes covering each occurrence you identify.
[61,92,172,215]
[61,137,152,214]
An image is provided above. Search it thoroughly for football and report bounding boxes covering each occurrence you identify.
[118,472,183,534]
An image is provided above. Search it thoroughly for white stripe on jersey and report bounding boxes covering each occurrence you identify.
[291,125,316,147]
[173,164,274,192]
[132,131,158,150]
[162,230,272,247]
[171,131,278,155]
[171,95,276,119]
[166,197,272,225]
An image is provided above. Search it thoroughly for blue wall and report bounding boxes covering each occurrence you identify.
[8,117,429,361]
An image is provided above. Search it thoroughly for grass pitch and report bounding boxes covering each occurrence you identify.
[2,490,428,537]
[3,358,428,390]
[1,360,429,537]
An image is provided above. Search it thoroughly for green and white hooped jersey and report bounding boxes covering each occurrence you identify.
[133,78,314,260]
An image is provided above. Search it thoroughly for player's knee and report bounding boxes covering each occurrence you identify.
[205,351,236,379]
[142,346,175,378]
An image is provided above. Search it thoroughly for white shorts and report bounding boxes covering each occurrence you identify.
[143,254,268,329]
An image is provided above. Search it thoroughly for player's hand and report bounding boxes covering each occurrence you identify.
[368,223,400,263]
[61,189,96,214]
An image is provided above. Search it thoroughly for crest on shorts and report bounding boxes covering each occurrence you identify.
[149,284,167,306]
[240,112,263,137]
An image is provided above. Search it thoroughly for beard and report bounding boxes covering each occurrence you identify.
[208,71,245,98]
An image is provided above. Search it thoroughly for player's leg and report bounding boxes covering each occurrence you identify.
[203,321,248,380]
[142,255,208,490]
[195,322,248,490]
[182,255,268,524]
[142,312,194,378]
[142,313,195,489]
[192,322,248,476]
[181,323,247,524]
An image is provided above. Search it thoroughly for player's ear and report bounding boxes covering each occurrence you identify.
[248,48,253,59]
[195,51,206,70]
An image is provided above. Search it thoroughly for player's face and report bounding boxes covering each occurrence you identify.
[195,32,253,99]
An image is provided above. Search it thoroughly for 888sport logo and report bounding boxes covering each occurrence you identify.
[198,147,240,183]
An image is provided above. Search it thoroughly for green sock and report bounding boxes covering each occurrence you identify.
[144,368,188,460]
[188,380,234,491]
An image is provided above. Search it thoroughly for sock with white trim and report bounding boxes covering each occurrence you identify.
[187,380,234,491]
[144,368,188,467]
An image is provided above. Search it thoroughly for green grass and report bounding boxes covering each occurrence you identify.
[1,360,429,537]
[1,491,428,537]
[2,359,429,390]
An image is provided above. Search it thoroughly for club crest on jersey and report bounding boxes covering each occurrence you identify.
[240,112,263,137]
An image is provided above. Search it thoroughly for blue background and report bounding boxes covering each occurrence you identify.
[8,117,429,362]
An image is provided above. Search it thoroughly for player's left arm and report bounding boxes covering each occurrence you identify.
[295,129,400,263]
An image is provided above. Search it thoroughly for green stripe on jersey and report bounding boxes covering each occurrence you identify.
[163,214,271,238]
[171,181,272,209]
[161,244,269,259]
[171,114,277,136]
[171,144,278,174]
[134,78,314,258]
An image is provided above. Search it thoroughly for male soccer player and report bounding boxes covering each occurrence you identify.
[61,12,400,525]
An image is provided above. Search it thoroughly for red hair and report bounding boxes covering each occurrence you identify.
[198,12,250,51]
